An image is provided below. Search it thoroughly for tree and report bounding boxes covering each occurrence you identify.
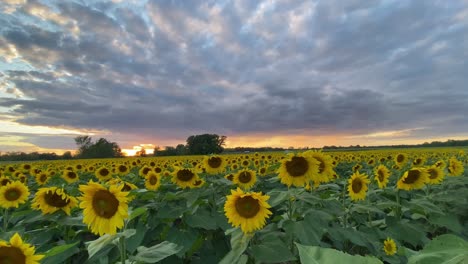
[74,136,123,159]
[186,134,226,155]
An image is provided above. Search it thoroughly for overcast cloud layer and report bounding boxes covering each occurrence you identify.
[1,0,468,150]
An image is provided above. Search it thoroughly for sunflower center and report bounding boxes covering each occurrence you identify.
[100,168,110,176]
[207,157,222,168]
[121,184,132,192]
[1,179,11,186]
[396,154,404,163]
[314,158,325,173]
[226,174,234,181]
[193,180,202,186]
[377,170,385,182]
[385,243,392,251]
[0,246,26,264]
[242,160,249,166]
[142,168,151,175]
[39,174,47,182]
[118,165,127,173]
[352,179,363,193]
[149,176,158,185]
[235,196,260,218]
[45,191,70,208]
[403,170,420,184]
[92,190,119,219]
[428,169,438,179]
[238,172,252,183]
[67,172,77,179]
[5,188,20,201]
[177,169,194,182]
[285,157,309,177]
[260,168,266,174]
[155,167,162,173]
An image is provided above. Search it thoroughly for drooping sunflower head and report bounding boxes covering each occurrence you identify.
[203,155,226,174]
[62,170,79,183]
[397,168,429,191]
[0,233,44,264]
[0,181,30,209]
[145,171,161,191]
[374,165,391,189]
[79,181,129,236]
[277,153,319,187]
[447,157,464,176]
[224,188,272,234]
[233,169,257,190]
[31,187,78,215]
[347,171,370,201]
[95,166,112,181]
[171,167,199,189]
[383,237,397,256]
[426,166,445,185]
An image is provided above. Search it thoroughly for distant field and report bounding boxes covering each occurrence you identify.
[0,148,467,263]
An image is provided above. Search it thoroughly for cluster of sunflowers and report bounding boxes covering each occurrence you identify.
[0,148,465,262]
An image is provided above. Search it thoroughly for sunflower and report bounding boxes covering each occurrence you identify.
[0,181,30,208]
[374,165,391,189]
[257,166,268,176]
[79,181,129,236]
[307,151,336,185]
[0,233,44,264]
[426,166,445,185]
[434,160,446,169]
[139,166,152,178]
[412,157,426,166]
[0,176,12,186]
[224,188,272,234]
[171,168,199,189]
[145,171,161,191]
[192,178,205,188]
[352,164,362,172]
[277,153,319,187]
[203,155,226,174]
[225,173,234,181]
[397,168,429,191]
[347,171,370,201]
[62,170,79,183]
[108,179,138,192]
[383,237,397,256]
[233,169,257,190]
[95,167,112,181]
[35,172,49,185]
[447,157,464,176]
[116,164,129,175]
[31,187,78,215]
[395,153,407,166]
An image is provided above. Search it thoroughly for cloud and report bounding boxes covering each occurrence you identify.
[0,0,467,150]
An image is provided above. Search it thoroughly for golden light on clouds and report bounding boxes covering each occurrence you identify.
[122,144,155,156]
[0,121,101,135]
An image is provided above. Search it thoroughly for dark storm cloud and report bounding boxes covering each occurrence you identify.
[1,0,468,144]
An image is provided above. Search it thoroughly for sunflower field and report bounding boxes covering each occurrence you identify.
[0,148,467,263]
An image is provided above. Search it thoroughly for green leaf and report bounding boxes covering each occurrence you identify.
[267,190,289,207]
[251,239,296,263]
[295,243,383,264]
[428,214,463,233]
[408,234,468,264]
[219,229,252,264]
[128,207,148,222]
[86,234,117,259]
[42,242,80,264]
[185,209,218,230]
[133,241,183,263]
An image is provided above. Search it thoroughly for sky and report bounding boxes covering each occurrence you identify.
[1,0,468,155]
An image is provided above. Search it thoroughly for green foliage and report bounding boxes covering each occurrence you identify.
[74,136,123,158]
[408,234,468,264]
[295,243,383,264]
[186,134,226,155]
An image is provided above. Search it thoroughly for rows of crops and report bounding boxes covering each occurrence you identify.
[0,148,467,263]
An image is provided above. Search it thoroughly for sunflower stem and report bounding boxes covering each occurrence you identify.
[395,189,401,219]
[2,208,8,232]
[119,236,126,264]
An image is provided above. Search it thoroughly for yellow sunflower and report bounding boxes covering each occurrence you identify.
[62,170,79,183]
[426,166,445,185]
[412,157,426,166]
[0,233,44,264]
[0,176,12,186]
[203,155,226,174]
[257,166,268,176]
[374,165,391,189]
[397,168,428,191]
[383,237,397,256]
[79,181,129,236]
[348,171,370,201]
[447,157,464,176]
[31,187,78,215]
[139,166,152,178]
[224,188,272,234]
[95,167,112,181]
[171,167,199,189]
[395,153,407,166]
[116,164,129,175]
[35,172,49,185]
[0,181,30,208]
[434,160,446,169]
[192,178,205,188]
[277,153,319,187]
[307,151,336,185]
[233,169,257,190]
[145,171,161,191]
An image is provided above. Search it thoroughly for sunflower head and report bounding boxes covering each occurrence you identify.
[171,167,199,189]
[79,181,129,236]
[426,166,445,185]
[277,153,319,187]
[233,169,257,190]
[145,172,161,191]
[374,165,391,189]
[395,153,407,165]
[397,168,429,191]
[202,155,226,174]
[224,188,272,234]
[35,172,49,185]
[383,238,397,256]
[347,171,370,201]
[0,176,12,187]
[0,181,30,208]
[32,187,78,215]
[62,170,79,183]
[95,167,112,181]
[447,157,464,176]
[0,233,44,264]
